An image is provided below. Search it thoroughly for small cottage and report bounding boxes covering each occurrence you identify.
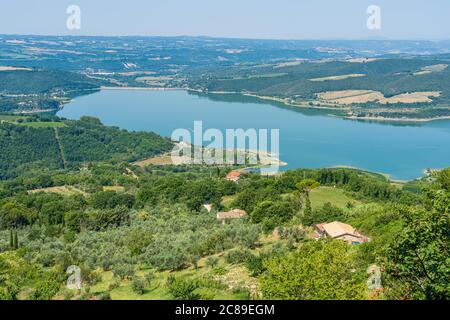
[225,171,241,183]
[314,221,369,244]
[217,209,247,223]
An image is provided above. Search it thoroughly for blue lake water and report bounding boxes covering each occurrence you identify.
[58,89,450,180]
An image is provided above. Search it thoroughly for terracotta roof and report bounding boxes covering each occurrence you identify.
[217,209,247,220]
[315,223,325,232]
[226,171,241,179]
[321,221,360,238]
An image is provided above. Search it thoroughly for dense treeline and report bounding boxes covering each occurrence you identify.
[231,168,418,212]
[0,123,63,179]
[0,69,100,95]
[58,117,173,164]
[0,69,104,112]
[0,165,417,230]
[0,116,173,179]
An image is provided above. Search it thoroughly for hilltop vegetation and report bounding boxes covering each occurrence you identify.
[0,115,173,179]
[0,69,100,95]
[190,58,450,120]
[0,69,102,112]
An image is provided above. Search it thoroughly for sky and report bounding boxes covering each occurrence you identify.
[0,0,449,40]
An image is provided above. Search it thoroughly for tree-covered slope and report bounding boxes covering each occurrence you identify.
[0,69,103,112]
[0,116,173,179]
[0,69,100,94]
[192,58,450,104]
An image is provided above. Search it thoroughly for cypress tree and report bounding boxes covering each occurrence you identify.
[9,229,13,249]
[302,197,314,226]
[13,232,19,249]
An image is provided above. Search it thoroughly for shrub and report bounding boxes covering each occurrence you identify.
[95,292,112,300]
[167,278,201,300]
[108,279,121,291]
[245,253,267,277]
[166,274,176,286]
[30,274,61,300]
[63,290,74,300]
[205,256,219,269]
[131,277,146,295]
[145,271,155,286]
[112,263,135,280]
[251,200,295,232]
[212,266,228,276]
[225,248,252,265]
[142,237,187,271]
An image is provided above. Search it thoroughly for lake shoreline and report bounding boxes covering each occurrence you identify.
[100,86,183,91]
[341,115,450,123]
[58,88,450,181]
[49,86,450,123]
[187,89,450,123]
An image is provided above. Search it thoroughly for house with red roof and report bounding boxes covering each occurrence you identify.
[225,171,241,183]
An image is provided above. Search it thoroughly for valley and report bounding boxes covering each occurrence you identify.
[0,35,448,302]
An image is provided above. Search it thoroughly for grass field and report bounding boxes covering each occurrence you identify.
[413,64,448,76]
[28,186,86,196]
[309,186,360,210]
[223,186,359,211]
[317,90,441,105]
[0,115,66,128]
[0,115,26,122]
[20,121,66,128]
[102,186,125,192]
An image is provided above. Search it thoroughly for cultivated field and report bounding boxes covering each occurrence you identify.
[413,64,448,76]
[316,90,441,105]
[102,186,126,192]
[346,58,380,63]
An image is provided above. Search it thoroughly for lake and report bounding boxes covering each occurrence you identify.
[58,89,450,180]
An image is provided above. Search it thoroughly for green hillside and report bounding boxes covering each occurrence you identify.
[190,58,450,119]
[0,115,173,179]
[0,69,103,112]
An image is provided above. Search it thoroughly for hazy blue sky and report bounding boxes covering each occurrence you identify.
[1,0,449,39]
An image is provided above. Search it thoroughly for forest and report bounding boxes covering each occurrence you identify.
[0,69,103,112]
[190,58,450,104]
[0,115,173,179]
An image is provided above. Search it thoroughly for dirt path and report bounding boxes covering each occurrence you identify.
[54,127,67,170]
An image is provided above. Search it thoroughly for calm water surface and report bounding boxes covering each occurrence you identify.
[58,90,450,180]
